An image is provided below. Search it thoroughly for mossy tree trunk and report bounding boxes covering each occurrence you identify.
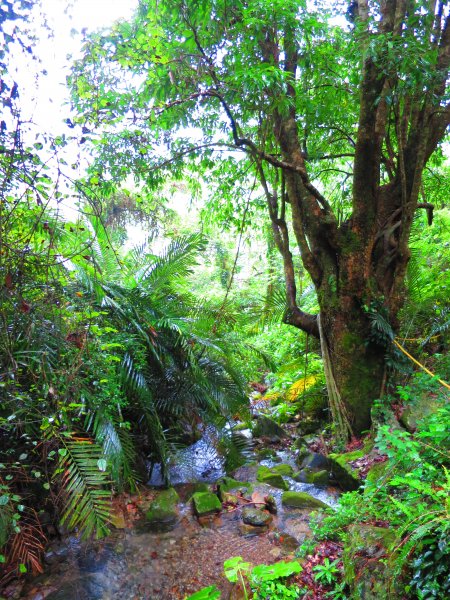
[258,4,450,436]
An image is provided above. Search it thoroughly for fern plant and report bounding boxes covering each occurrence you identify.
[54,438,112,540]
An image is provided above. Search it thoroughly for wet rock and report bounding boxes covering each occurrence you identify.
[241,507,273,527]
[216,476,251,501]
[221,491,239,504]
[298,451,329,470]
[271,463,294,477]
[255,447,277,460]
[146,487,180,530]
[192,491,222,516]
[265,494,277,514]
[282,519,312,544]
[44,542,70,566]
[256,465,289,490]
[294,468,329,485]
[253,415,288,440]
[231,464,258,482]
[281,491,328,510]
[238,522,269,536]
[278,532,300,551]
[328,450,363,491]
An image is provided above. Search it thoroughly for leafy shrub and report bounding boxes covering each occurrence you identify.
[297,385,450,599]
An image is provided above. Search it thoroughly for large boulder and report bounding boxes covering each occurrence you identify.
[241,507,273,527]
[253,415,288,440]
[399,393,446,433]
[343,524,399,599]
[298,451,329,470]
[294,468,329,486]
[192,491,222,516]
[328,450,364,491]
[146,488,180,530]
[281,491,328,510]
[256,465,289,490]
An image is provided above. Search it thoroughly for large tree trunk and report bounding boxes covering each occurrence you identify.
[320,303,385,436]
[257,3,450,438]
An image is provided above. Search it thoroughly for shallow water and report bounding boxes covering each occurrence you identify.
[15,440,339,600]
[148,430,225,487]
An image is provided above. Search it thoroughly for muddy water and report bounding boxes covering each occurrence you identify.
[17,448,339,600]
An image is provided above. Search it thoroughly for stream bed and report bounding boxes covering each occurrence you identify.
[12,443,339,600]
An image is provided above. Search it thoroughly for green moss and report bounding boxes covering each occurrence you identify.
[186,482,210,502]
[192,491,222,516]
[365,461,389,486]
[308,470,329,485]
[328,450,363,491]
[217,477,252,501]
[146,488,180,525]
[271,463,294,477]
[341,332,362,353]
[256,465,289,490]
[281,491,328,509]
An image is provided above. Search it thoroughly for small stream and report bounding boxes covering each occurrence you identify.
[13,438,339,600]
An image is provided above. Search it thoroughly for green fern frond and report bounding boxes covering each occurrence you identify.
[85,412,139,492]
[55,439,111,540]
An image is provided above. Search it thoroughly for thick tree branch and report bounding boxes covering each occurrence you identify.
[256,161,319,337]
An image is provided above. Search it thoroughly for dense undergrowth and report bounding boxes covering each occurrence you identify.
[188,376,450,600]
[1,2,449,597]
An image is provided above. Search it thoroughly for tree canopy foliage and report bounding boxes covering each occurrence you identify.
[69,0,450,435]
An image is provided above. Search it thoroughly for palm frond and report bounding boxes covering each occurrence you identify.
[55,438,111,540]
[137,233,206,290]
[85,411,139,492]
[8,508,46,576]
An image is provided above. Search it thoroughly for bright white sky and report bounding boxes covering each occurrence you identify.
[28,0,138,135]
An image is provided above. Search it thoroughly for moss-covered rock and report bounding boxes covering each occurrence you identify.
[281,491,328,510]
[253,415,288,440]
[255,447,277,460]
[301,434,320,446]
[192,491,222,516]
[256,465,289,490]
[146,488,180,530]
[216,476,251,501]
[298,452,329,470]
[343,524,399,599]
[328,450,364,491]
[365,461,389,486]
[241,507,273,527]
[294,446,311,465]
[399,394,445,433]
[271,463,294,477]
[295,468,329,485]
[296,417,321,436]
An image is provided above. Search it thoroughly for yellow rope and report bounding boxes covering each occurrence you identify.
[401,337,434,342]
[393,339,450,392]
